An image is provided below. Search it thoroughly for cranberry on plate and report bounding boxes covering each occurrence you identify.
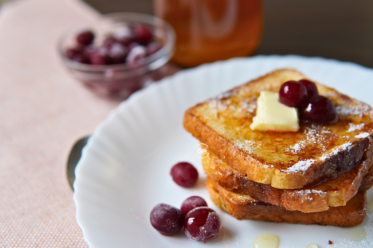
[170,162,198,188]
[184,207,221,241]
[150,203,184,236]
[181,196,208,216]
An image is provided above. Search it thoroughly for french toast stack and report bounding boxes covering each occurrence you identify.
[184,69,373,227]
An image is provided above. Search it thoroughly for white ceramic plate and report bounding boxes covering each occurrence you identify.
[74,55,373,248]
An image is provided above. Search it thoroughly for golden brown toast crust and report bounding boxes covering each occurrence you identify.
[184,69,373,189]
[207,178,367,227]
[360,166,373,191]
[203,148,373,212]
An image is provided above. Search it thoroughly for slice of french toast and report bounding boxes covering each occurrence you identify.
[206,177,370,227]
[203,148,373,212]
[184,69,373,189]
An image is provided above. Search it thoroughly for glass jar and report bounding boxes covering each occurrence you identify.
[154,0,263,67]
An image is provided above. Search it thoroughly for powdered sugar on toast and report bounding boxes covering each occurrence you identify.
[347,123,365,132]
[289,189,327,197]
[214,90,238,101]
[284,126,332,155]
[285,189,328,202]
[356,132,370,139]
[320,142,352,161]
[234,139,257,154]
[284,159,316,173]
[241,98,257,113]
[335,103,371,117]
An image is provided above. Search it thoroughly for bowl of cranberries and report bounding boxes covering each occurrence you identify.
[58,12,175,99]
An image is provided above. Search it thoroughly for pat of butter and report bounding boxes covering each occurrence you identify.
[250,91,299,132]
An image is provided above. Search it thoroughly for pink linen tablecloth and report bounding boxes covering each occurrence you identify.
[0,0,121,246]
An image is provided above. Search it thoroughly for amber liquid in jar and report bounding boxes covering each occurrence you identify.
[154,0,263,67]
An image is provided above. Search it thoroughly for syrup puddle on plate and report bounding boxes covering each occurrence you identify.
[253,234,279,248]
[347,225,367,241]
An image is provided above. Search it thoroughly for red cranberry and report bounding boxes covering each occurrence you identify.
[134,24,153,45]
[65,48,82,60]
[299,79,319,100]
[146,42,162,56]
[114,25,134,47]
[126,45,146,65]
[170,162,198,188]
[117,37,134,47]
[181,196,208,216]
[114,25,132,39]
[127,42,139,51]
[184,207,221,241]
[108,43,128,64]
[73,54,90,64]
[76,30,94,46]
[83,45,96,58]
[150,203,184,236]
[279,81,308,107]
[299,95,338,124]
[90,47,112,65]
[103,36,117,48]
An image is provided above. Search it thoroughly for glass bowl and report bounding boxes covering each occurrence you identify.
[58,12,175,99]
